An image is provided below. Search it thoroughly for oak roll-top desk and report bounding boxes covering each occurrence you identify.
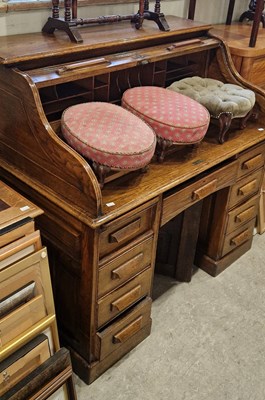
[1,16,265,383]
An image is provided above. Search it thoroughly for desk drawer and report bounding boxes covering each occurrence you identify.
[98,235,153,298]
[228,169,263,208]
[221,219,255,257]
[161,161,238,226]
[237,143,265,179]
[226,195,259,234]
[97,267,152,328]
[97,297,152,360]
[99,200,157,258]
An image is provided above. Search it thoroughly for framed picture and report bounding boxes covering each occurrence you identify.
[2,348,77,400]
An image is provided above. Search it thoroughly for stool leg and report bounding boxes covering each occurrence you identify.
[240,107,255,129]
[156,137,171,162]
[92,162,111,188]
[218,112,232,144]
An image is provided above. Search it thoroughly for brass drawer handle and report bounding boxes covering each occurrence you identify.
[230,229,252,247]
[235,206,256,224]
[192,179,217,201]
[242,154,263,170]
[111,252,144,280]
[109,218,141,243]
[111,285,141,312]
[112,316,143,344]
[238,180,258,196]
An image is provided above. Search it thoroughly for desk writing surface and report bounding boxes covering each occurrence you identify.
[100,125,265,221]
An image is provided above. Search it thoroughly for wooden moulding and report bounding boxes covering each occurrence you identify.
[257,172,265,233]
[2,347,77,400]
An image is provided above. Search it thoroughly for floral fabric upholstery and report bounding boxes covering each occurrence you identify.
[61,102,156,169]
[122,86,210,144]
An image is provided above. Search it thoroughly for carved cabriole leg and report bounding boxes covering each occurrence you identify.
[92,162,111,188]
[217,112,233,144]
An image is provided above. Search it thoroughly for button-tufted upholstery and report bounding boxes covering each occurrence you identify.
[167,77,256,143]
[122,86,210,162]
[61,102,156,187]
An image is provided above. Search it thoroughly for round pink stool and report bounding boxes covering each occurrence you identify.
[61,102,156,187]
[122,86,210,162]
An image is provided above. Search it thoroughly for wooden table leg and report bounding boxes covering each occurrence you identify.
[226,0,236,25]
[188,0,196,20]
[174,201,203,282]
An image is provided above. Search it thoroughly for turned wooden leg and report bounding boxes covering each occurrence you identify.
[218,112,233,144]
[156,137,172,162]
[92,162,111,188]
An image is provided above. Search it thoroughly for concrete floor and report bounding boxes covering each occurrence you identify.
[75,233,265,400]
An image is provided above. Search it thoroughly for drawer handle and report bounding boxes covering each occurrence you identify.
[109,218,141,243]
[112,316,143,344]
[238,180,258,196]
[230,229,252,247]
[57,58,109,74]
[242,154,263,170]
[111,252,144,280]
[111,285,141,312]
[235,206,256,224]
[192,179,217,201]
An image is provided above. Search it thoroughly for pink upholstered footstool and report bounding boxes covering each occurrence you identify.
[122,86,210,162]
[61,102,156,187]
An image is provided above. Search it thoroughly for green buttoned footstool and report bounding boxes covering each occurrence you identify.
[167,76,256,144]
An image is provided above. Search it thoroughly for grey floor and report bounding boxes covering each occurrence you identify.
[75,233,265,400]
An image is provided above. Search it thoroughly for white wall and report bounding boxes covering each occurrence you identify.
[0,0,250,36]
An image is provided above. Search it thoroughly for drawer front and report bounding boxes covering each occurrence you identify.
[97,297,152,360]
[226,195,259,234]
[237,143,265,179]
[99,201,157,258]
[98,235,153,298]
[161,161,238,226]
[0,334,50,396]
[229,169,263,209]
[97,267,152,328]
[221,219,255,257]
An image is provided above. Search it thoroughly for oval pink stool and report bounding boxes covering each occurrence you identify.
[61,102,156,187]
[122,86,210,162]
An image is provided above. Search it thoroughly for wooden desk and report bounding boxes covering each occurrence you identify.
[0,16,265,384]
